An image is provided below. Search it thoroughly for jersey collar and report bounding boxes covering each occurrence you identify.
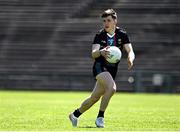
[107,32,115,38]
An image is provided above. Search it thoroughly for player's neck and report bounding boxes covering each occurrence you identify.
[107,26,116,36]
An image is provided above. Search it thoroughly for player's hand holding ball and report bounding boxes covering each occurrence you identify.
[101,46,122,64]
[100,46,110,59]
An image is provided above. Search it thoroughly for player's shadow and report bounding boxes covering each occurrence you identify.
[79,126,97,128]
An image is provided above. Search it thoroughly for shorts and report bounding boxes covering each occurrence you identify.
[93,61,118,79]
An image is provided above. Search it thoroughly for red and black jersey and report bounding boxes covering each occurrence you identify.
[92,27,131,79]
[92,27,130,51]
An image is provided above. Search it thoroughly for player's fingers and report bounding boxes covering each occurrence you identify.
[128,65,131,70]
[106,55,111,59]
[105,51,110,55]
[128,65,132,70]
[128,60,133,70]
[105,46,110,50]
[128,63,133,70]
[101,50,106,57]
[104,54,110,59]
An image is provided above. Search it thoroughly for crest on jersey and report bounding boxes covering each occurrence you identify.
[108,39,114,46]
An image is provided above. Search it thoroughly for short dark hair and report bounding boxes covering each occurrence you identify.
[101,9,117,19]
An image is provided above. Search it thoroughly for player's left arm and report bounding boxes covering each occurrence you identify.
[124,43,135,70]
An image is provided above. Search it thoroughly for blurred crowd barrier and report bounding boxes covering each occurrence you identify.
[0,0,179,92]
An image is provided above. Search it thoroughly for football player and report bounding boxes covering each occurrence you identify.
[69,9,135,128]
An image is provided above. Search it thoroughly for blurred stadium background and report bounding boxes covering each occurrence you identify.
[0,0,179,93]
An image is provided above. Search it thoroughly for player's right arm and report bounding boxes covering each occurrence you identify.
[92,44,101,59]
[92,32,110,59]
[92,44,110,59]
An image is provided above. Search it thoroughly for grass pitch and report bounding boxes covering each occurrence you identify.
[0,91,180,131]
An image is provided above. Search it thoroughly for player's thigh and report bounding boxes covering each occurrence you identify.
[90,81,105,100]
[96,71,116,91]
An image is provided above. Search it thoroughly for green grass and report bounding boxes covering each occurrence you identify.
[0,91,180,131]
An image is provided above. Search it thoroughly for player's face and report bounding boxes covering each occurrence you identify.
[103,16,117,33]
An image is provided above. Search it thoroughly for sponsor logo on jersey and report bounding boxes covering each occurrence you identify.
[118,39,121,44]
[101,40,106,44]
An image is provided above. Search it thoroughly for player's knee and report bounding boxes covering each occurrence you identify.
[112,83,117,93]
[96,72,117,94]
[102,79,116,95]
[104,73,116,92]
[107,82,116,94]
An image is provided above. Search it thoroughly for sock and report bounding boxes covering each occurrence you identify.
[97,110,104,118]
[73,109,82,118]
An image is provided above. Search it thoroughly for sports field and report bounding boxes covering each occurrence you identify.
[0,91,179,131]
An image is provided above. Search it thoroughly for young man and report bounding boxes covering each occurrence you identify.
[69,9,135,128]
